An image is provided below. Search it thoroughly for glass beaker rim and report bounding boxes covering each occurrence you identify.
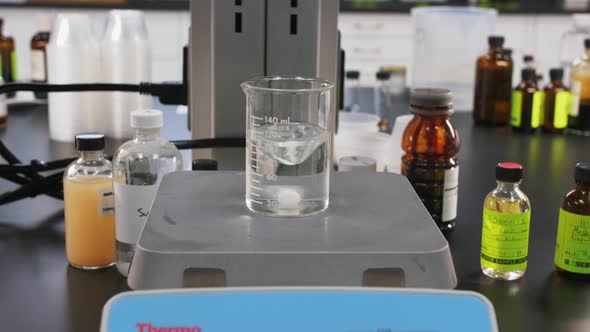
[241,76,334,94]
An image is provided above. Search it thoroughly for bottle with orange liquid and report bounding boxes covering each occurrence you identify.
[402,88,460,233]
[63,133,115,269]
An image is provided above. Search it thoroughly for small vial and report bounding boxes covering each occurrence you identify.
[511,68,543,133]
[113,109,183,276]
[554,163,590,279]
[543,68,571,133]
[375,70,392,133]
[481,162,531,281]
[63,133,115,270]
[344,70,361,112]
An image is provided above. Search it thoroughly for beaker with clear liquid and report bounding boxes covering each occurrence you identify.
[242,76,334,217]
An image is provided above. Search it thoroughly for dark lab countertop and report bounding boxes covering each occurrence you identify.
[1,103,590,332]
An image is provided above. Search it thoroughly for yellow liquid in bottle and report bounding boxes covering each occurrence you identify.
[481,193,530,280]
[64,176,115,269]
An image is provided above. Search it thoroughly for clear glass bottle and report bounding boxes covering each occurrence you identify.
[113,109,183,276]
[569,38,590,134]
[402,88,460,233]
[63,133,115,270]
[375,70,392,133]
[481,162,531,281]
[543,68,570,134]
[554,163,590,279]
[0,18,17,98]
[344,70,361,113]
[31,14,51,100]
[473,35,513,126]
[560,14,590,84]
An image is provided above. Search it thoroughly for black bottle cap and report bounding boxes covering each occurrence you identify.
[575,163,590,185]
[496,162,523,182]
[585,38,590,50]
[523,54,534,62]
[522,68,536,82]
[75,133,105,151]
[192,159,218,171]
[488,35,504,47]
[410,88,453,109]
[346,70,360,80]
[549,68,563,81]
[503,48,513,57]
[376,70,391,81]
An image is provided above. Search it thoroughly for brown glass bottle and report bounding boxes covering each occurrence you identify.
[473,36,513,125]
[511,68,543,133]
[0,18,17,98]
[554,163,590,280]
[402,88,460,233]
[31,28,50,99]
[543,69,570,133]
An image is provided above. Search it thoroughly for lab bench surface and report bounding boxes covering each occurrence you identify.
[1,105,590,332]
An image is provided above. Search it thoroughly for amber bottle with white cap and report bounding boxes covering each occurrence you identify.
[112,109,183,276]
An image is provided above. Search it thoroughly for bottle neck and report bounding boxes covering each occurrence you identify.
[489,45,503,54]
[80,150,104,161]
[135,128,161,141]
[496,181,521,191]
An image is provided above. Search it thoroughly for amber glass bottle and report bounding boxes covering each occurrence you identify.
[473,36,513,125]
[0,18,17,98]
[31,15,51,100]
[511,68,543,133]
[554,163,590,279]
[402,88,460,233]
[543,69,570,133]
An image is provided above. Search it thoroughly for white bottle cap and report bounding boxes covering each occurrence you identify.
[130,109,163,129]
[338,156,377,172]
[36,14,52,32]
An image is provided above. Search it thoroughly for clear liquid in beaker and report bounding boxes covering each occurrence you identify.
[247,122,330,217]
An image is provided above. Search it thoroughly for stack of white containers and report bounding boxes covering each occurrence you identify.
[47,10,152,142]
[47,14,102,142]
[102,10,152,139]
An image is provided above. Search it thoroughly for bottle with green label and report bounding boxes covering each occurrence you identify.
[511,68,544,133]
[554,163,590,279]
[481,162,531,281]
[543,68,570,133]
[0,18,17,98]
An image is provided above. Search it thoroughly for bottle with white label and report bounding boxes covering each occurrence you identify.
[402,88,460,233]
[63,133,115,270]
[113,109,183,276]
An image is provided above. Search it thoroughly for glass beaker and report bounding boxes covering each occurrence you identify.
[242,76,334,217]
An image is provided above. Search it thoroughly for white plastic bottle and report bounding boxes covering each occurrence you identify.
[113,109,183,276]
[47,14,102,142]
[102,10,152,139]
